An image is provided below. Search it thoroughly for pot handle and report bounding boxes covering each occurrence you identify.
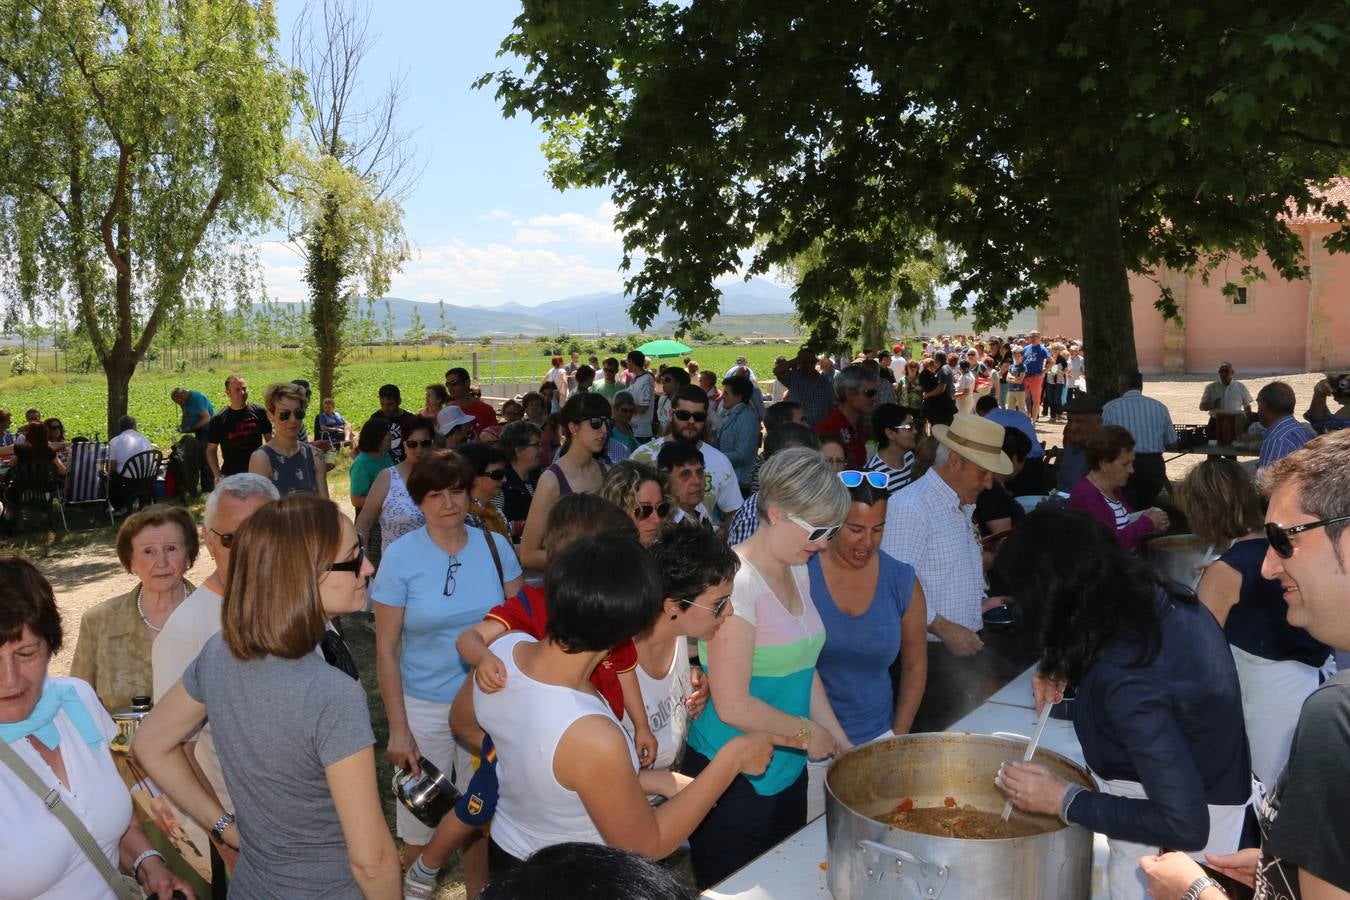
[857,839,949,899]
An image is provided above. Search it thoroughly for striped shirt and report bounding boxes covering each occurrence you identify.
[865,451,914,494]
[880,469,985,638]
[1102,390,1176,454]
[1258,416,1314,471]
[687,554,824,795]
[726,492,760,546]
[778,370,836,429]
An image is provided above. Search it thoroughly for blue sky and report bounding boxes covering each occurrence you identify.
[258,3,630,308]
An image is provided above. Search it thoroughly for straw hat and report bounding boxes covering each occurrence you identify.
[932,413,1013,475]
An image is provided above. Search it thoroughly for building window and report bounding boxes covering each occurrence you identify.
[1232,286,1248,305]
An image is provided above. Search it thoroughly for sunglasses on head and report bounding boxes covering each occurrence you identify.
[673,410,708,423]
[785,512,842,543]
[1265,516,1350,559]
[276,408,305,422]
[840,470,889,490]
[633,501,671,521]
[405,438,435,449]
[327,538,365,574]
[481,468,507,481]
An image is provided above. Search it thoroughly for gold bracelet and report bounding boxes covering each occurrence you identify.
[795,717,812,746]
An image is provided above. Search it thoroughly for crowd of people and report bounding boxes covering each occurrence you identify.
[3,336,1350,900]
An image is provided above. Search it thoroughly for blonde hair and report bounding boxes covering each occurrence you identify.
[756,447,850,526]
[263,381,306,412]
[221,494,343,660]
[1180,457,1264,546]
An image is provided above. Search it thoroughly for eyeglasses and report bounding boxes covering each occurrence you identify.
[890,423,915,432]
[785,512,841,543]
[446,379,462,388]
[673,410,708,423]
[1265,516,1350,559]
[276,408,305,422]
[584,416,612,431]
[686,595,731,617]
[481,468,507,481]
[405,439,435,449]
[210,527,235,549]
[840,470,889,490]
[443,556,462,596]
[328,538,365,574]
[633,501,671,521]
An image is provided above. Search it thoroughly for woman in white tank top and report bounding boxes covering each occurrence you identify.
[472,532,787,874]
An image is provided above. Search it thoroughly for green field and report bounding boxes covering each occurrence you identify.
[0,342,801,446]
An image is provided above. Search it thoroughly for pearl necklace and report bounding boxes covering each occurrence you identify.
[136,585,164,633]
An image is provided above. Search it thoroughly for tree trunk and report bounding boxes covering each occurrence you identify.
[103,354,133,440]
[1074,182,1138,400]
[307,199,349,402]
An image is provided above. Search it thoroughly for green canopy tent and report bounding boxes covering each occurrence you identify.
[635,339,693,358]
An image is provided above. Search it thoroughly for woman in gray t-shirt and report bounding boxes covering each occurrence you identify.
[135,494,399,899]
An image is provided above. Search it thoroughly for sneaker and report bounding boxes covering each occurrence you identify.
[403,865,437,900]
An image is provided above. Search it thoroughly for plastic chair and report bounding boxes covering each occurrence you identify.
[111,448,164,513]
[61,440,114,529]
[5,459,67,531]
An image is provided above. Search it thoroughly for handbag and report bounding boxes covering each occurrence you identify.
[0,737,144,899]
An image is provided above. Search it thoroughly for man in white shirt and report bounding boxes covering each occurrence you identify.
[631,384,743,532]
[722,355,759,385]
[107,415,153,475]
[1198,361,1253,437]
[626,349,657,441]
[151,473,279,843]
[880,413,1013,731]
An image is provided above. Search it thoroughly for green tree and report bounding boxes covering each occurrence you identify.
[381,299,396,354]
[405,305,426,345]
[287,0,414,401]
[484,2,1350,395]
[0,0,298,433]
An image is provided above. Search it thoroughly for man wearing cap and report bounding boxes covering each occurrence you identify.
[1199,362,1253,440]
[1053,394,1104,493]
[369,384,422,463]
[881,413,1015,731]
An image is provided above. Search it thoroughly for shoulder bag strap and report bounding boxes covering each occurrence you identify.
[0,738,143,900]
[483,528,505,592]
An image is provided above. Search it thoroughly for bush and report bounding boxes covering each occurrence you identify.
[9,350,34,375]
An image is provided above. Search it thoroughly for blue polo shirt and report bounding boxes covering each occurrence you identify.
[181,390,215,436]
[983,407,1044,459]
[1021,342,1050,376]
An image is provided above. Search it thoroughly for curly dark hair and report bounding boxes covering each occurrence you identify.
[650,523,740,605]
[993,508,1190,687]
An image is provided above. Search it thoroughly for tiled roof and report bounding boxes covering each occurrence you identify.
[1285,178,1350,226]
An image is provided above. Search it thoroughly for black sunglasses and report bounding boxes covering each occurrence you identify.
[210,527,235,549]
[633,501,671,521]
[328,538,365,574]
[404,439,435,449]
[673,410,707,423]
[584,416,613,430]
[481,468,507,481]
[277,408,306,421]
[1265,516,1350,559]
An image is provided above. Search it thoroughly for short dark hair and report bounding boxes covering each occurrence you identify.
[543,492,637,560]
[764,421,820,456]
[871,403,911,448]
[764,401,803,433]
[405,450,475,505]
[722,374,753,402]
[116,505,200,571]
[117,415,138,433]
[1086,425,1136,470]
[1119,371,1144,391]
[559,391,612,425]
[446,366,471,383]
[378,383,401,399]
[603,356,619,370]
[975,394,998,415]
[357,417,391,453]
[478,843,696,900]
[0,556,63,653]
[544,533,664,653]
[662,367,692,389]
[671,383,708,411]
[656,440,704,473]
[627,349,647,369]
[455,441,507,474]
[1001,425,1033,464]
[498,420,541,456]
[404,416,436,442]
[1256,381,1296,416]
[575,364,595,384]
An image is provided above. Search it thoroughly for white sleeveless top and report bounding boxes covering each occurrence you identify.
[474,633,638,860]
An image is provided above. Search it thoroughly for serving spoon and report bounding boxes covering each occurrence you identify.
[1001,702,1054,822]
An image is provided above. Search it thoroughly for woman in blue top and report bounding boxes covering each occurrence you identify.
[371,450,523,877]
[806,472,928,820]
[1182,458,1329,790]
[995,509,1252,900]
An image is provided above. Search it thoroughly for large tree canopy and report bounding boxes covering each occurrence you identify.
[0,0,297,433]
[485,1,1349,392]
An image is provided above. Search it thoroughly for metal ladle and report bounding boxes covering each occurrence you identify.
[1001,702,1054,822]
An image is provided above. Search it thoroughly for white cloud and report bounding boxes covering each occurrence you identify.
[479,208,513,222]
[513,201,622,249]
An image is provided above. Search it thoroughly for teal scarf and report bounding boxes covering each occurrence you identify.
[0,681,103,750]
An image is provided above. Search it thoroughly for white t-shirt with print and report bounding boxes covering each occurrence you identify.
[623,642,693,772]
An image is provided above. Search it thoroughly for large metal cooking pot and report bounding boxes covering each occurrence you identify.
[1142,533,1216,589]
[825,733,1095,899]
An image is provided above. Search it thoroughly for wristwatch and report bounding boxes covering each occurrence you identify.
[210,811,236,843]
[1180,876,1224,900]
